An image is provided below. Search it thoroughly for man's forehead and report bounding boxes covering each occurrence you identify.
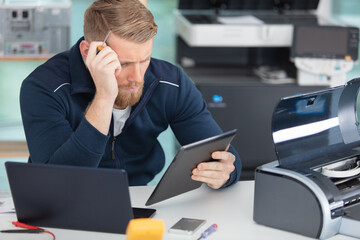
[107,36,153,61]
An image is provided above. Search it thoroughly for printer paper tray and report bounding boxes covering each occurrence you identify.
[344,203,360,221]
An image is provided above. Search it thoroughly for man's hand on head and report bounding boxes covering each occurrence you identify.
[86,41,121,102]
[82,41,121,135]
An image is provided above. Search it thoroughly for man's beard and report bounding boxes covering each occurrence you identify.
[114,83,143,109]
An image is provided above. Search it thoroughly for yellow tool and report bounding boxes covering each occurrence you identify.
[126,219,165,240]
[96,29,112,54]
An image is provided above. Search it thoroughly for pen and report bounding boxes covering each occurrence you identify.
[96,29,112,54]
[197,223,217,240]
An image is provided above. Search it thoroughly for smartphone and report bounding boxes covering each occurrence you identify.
[168,218,206,235]
[133,207,156,218]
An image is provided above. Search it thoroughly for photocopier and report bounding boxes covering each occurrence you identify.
[254,78,360,239]
[174,0,360,180]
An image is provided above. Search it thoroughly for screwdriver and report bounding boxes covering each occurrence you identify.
[197,223,218,240]
[96,29,112,54]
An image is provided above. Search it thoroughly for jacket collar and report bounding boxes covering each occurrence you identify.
[69,37,95,95]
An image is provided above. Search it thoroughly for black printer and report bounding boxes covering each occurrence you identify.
[254,78,360,239]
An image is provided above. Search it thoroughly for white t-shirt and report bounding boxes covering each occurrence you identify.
[112,106,131,136]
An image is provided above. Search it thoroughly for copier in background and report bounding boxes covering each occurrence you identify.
[0,0,71,58]
[174,0,359,179]
[291,25,358,87]
[254,78,360,239]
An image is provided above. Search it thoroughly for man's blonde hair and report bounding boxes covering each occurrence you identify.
[84,0,157,43]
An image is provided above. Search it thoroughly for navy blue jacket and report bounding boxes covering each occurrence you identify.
[20,37,242,186]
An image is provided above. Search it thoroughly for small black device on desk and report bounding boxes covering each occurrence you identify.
[168,218,206,235]
[5,162,155,234]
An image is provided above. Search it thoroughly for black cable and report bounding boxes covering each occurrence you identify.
[1,229,45,233]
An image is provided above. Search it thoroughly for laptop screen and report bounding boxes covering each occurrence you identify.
[5,162,134,234]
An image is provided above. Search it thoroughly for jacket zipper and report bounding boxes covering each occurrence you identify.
[122,79,160,132]
[111,136,116,160]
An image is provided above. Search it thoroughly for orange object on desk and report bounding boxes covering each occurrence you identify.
[126,219,165,240]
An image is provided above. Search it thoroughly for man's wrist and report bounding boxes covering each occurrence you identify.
[84,93,114,135]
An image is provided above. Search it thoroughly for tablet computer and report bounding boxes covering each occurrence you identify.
[145,129,238,206]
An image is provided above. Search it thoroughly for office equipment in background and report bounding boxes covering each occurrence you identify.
[292,25,359,87]
[174,0,336,48]
[196,81,324,180]
[0,0,71,58]
[5,162,156,234]
[146,129,237,206]
[254,78,360,239]
[175,0,345,180]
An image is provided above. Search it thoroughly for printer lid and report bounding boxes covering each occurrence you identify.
[272,78,360,169]
[178,0,320,11]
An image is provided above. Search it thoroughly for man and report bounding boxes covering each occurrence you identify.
[20,0,241,189]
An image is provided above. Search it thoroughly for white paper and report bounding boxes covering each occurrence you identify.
[217,15,264,25]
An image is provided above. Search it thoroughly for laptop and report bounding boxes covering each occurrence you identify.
[5,162,155,234]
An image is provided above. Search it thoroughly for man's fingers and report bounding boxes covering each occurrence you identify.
[197,161,235,173]
[98,50,119,68]
[87,41,102,61]
[87,45,120,76]
[192,168,229,179]
[197,161,222,171]
[191,173,228,190]
[211,150,235,163]
[191,151,236,189]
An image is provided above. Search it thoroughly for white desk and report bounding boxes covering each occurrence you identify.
[0,181,358,240]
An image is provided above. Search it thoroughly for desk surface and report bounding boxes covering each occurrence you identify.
[0,181,358,240]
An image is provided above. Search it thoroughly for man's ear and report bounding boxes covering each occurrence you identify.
[79,40,90,59]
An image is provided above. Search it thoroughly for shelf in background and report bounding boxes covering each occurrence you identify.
[0,141,28,158]
[0,56,50,61]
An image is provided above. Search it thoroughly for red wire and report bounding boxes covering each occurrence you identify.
[44,230,56,240]
[12,221,56,240]
[12,221,40,230]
